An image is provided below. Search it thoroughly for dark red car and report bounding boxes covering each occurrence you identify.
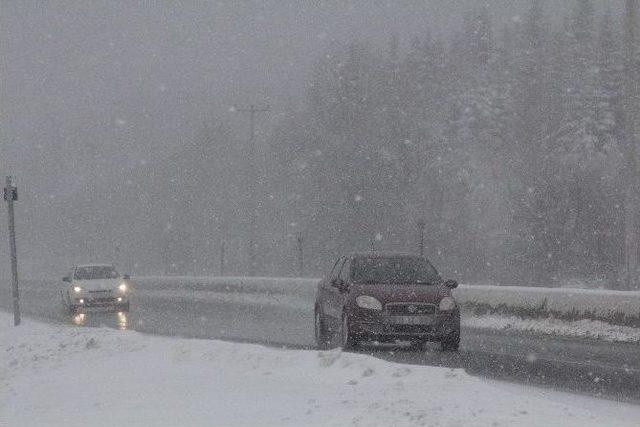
[314,252,460,351]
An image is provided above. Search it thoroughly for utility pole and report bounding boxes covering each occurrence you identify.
[219,240,226,276]
[628,0,637,51]
[417,219,426,256]
[4,176,20,326]
[236,104,270,276]
[296,232,303,277]
[624,0,639,289]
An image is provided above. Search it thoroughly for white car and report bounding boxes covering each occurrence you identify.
[61,264,131,314]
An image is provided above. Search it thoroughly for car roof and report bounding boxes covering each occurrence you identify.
[74,263,115,268]
[347,251,426,260]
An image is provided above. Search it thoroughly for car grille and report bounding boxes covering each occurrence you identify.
[389,324,433,334]
[85,297,118,307]
[385,303,436,316]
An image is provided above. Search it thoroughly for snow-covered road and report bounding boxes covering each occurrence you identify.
[3,312,640,427]
[2,279,639,403]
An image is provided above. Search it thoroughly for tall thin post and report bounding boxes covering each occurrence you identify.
[417,219,426,256]
[625,0,639,289]
[236,104,270,276]
[296,232,303,277]
[627,1,637,52]
[5,176,20,326]
[220,240,225,276]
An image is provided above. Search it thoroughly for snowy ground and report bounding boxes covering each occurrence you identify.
[463,314,640,344]
[2,313,640,427]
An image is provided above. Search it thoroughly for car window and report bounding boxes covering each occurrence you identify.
[327,258,341,280]
[351,256,440,284]
[338,258,350,282]
[74,266,119,280]
[330,258,345,281]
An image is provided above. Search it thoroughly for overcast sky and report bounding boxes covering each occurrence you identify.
[0,0,622,277]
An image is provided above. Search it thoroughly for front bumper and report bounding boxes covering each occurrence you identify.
[73,295,129,311]
[349,308,460,342]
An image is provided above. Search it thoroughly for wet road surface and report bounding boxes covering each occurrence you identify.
[2,279,639,403]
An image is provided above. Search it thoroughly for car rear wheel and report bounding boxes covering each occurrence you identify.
[315,310,330,350]
[341,314,356,351]
[441,334,460,352]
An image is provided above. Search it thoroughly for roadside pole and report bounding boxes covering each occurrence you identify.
[624,0,639,289]
[417,219,426,256]
[220,240,225,276]
[4,176,20,326]
[296,232,303,277]
[235,104,270,276]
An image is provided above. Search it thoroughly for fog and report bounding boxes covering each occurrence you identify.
[1,1,636,288]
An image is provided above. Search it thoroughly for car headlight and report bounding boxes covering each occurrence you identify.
[356,295,382,310]
[73,286,82,293]
[439,296,456,311]
[118,283,127,292]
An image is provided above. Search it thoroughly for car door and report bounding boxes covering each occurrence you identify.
[323,257,345,320]
[317,257,341,312]
[335,257,352,314]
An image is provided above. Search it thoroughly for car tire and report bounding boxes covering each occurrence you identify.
[409,340,427,351]
[341,314,356,351]
[315,309,330,350]
[440,333,460,352]
[68,304,78,316]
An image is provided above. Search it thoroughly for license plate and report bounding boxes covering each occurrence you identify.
[389,316,432,325]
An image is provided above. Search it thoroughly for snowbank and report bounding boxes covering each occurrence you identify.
[463,314,640,343]
[132,276,640,326]
[133,276,319,297]
[2,312,640,427]
[455,285,640,327]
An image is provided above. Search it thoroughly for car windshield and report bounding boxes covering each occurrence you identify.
[351,257,440,284]
[74,266,119,280]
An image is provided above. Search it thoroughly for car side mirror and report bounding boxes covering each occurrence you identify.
[444,279,458,289]
[62,277,71,283]
[123,274,130,280]
[331,278,347,292]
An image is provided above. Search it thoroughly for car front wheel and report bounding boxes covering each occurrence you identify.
[441,333,460,352]
[341,314,356,351]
